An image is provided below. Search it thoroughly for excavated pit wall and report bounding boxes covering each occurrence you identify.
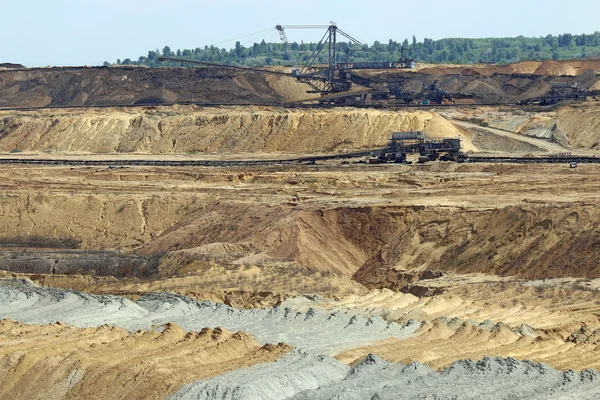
[2,195,600,283]
[2,61,599,109]
[0,106,474,153]
[0,249,159,277]
[449,105,600,150]
[0,67,282,108]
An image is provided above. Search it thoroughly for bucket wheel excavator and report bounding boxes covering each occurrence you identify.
[159,24,440,107]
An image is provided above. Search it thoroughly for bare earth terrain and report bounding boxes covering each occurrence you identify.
[2,60,600,399]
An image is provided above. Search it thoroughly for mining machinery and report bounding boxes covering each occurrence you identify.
[418,73,461,104]
[369,131,463,163]
[380,73,463,106]
[160,24,432,107]
[519,81,600,105]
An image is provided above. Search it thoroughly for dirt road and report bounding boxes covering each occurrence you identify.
[451,119,572,153]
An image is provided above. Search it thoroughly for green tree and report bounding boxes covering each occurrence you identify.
[235,41,243,57]
[116,29,600,68]
[558,33,573,47]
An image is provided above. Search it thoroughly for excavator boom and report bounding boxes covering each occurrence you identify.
[158,56,294,78]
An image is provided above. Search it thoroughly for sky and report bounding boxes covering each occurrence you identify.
[2,0,599,67]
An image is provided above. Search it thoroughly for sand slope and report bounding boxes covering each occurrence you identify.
[172,349,348,400]
[0,67,282,108]
[0,283,420,355]
[172,353,600,400]
[0,319,289,400]
[0,106,474,153]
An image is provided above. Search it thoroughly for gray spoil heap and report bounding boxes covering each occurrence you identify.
[0,282,419,355]
[171,353,600,400]
[171,349,348,400]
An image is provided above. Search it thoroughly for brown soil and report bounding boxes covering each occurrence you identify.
[0,319,290,400]
[0,106,473,153]
[2,60,599,108]
[414,60,600,77]
[336,318,600,372]
[4,63,600,393]
[468,127,545,152]
[442,104,600,150]
[1,161,600,293]
[0,63,25,69]
[0,67,282,108]
[556,105,600,149]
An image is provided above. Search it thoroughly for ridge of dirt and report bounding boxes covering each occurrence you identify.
[1,60,599,108]
[414,60,600,77]
[0,67,282,108]
[335,318,600,372]
[0,318,290,400]
[0,283,421,355]
[0,106,473,154]
[295,355,600,400]
[281,288,592,331]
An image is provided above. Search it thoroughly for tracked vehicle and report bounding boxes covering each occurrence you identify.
[370,131,463,163]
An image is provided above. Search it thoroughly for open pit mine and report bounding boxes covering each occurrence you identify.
[2,57,600,399]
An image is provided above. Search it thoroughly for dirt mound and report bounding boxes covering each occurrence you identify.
[0,67,282,108]
[140,202,371,276]
[0,319,289,400]
[2,62,599,109]
[368,63,600,104]
[337,318,600,373]
[174,351,600,400]
[283,288,581,330]
[556,105,600,149]
[308,355,600,399]
[534,60,600,76]
[469,127,546,152]
[266,74,318,103]
[0,283,420,355]
[173,349,349,400]
[0,106,474,153]
[0,63,25,69]
[417,60,600,77]
[461,79,506,97]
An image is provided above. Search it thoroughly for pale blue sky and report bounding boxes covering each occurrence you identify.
[2,0,599,67]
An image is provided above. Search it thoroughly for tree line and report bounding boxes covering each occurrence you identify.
[106,31,600,68]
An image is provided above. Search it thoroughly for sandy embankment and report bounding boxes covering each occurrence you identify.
[0,106,473,153]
